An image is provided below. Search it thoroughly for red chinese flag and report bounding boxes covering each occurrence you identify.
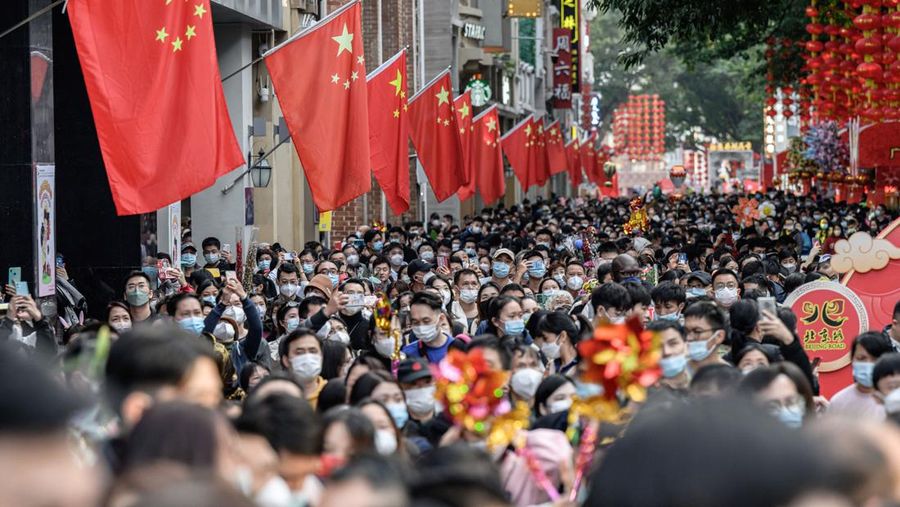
[67,0,244,215]
[545,120,568,175]
[366,50,410,215]
[565,138,582,187]
[472,105,505,204]
[454,91,476,201]
[408,71,465,201]
[532,120,549,186]
[502,116,535,189]
[265,1,370,211]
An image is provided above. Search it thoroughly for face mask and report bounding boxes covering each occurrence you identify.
[421,251,435,262]
[528,261,547,278]
[256,304,266,319]
[386,402,409,429]
[553,274,567,287]
[492,262,510,278]
[280,283,298,297]
[479,263,491,274]
[110,321,132,332]
[290,354,322,380]
[180,253,197,267]
[714,287,739,306]
[659,354,687,378]
[375,429,398,455]
[373,241,384,252]
[884,388,900,415]
[224,305,246,324]
[302,263,314,275]
[178,316,205,334]
[622,276,640,284]
[437,289,451,307]
[204,253,220,265]
[609,315,626,324]
[254,476,292,507]
[405,385,436,414]
[459,289,478,304]
[537,242,551,249]
[541,341,561,360]
[469,226,482,234]
[781,263,797,273]
[510,368,543,399]
[214,322,235,343]
[329,330,351,345]
[370,337,395,358]
[339,254,357,267]
[200,295,216,306]
[567,276,584,291]
[657,312,681,322]
[687,287,707,298]
[774,403,805,428]
[285,317,300,333]
[548,398,573,414]
[126,289,150,307]
[504,319,525,335]
[390,254,404,267]
[258,259,271,271]
[414,323,440,343]
[687,338,714,362]
[464,248,476,257]
[852,361,875,388]
[327,273,340,287]
[574,380,604,399]
[343,304,361,316]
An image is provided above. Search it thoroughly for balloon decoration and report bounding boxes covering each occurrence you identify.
[669,165,686,187]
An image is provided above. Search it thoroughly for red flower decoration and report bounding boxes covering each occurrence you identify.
[576,316,662,402]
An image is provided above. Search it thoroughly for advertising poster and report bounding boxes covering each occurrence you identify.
[35,164,55,297]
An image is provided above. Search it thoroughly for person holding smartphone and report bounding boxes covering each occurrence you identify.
[0,284,56,359]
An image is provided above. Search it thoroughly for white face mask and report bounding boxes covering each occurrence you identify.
[510,368,543,399]
[404,385,436,414]
[110,321,132,332]
[541,341,561,360]
[374,337,396,358]
[223,305,246,324]
[439,289,451,306]
[714,287,739,306]
[329,330,351,345]
[414,323,440,343]
[547,398,573,414]
[214,322,236,343]
[280,283,298,297]
[459,289,478,304]
[375,429,398,455]
[290,354,322,380]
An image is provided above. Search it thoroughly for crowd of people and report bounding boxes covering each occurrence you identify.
[3,190,900,507]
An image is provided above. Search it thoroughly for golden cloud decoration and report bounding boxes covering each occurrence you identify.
[831,232,900,274]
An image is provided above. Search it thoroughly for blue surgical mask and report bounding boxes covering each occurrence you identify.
[464,248,476,257]
[286,317,300,332]
[386,402,409,429]
[178,316,205,334]
[202,295,216,306]
[622,276,640,283]
[774,404,805,428]
[258,259,271,271]
[686,287,707,298]
[328,273,340,287]
[492,262,510,278]
[574,380,604,399]
[180,253,197,267]
[528,260,547,278]
[302,263,314,275]
[373,241,384,252]
[204,252,220,265]
[659,354,687,378]
[853,361,875,388]
[657,312,681,322]
[687,338,714,361]
[504,319,525,335]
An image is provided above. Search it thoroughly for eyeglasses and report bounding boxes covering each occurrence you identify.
[685,327,717,339]
[763,395,805,412]
[713,283,738,290]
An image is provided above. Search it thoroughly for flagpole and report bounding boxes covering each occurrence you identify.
[472,104,498,122]
[377,0,386,223]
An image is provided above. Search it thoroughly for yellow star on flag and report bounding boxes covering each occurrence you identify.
[172,37,183,52]
[155,27,169,42]
[443,119,450,126]
[459,127,465,134]
[357,55,365,65]
[331,73,340,84]
[193,3,206,18]
[436,87,450,106]
[332,24,354,57]
[436,117,442,124]
[389,70,403,96]
[343,80,350,89]
[457,102,470,118]
[400,90,406,98]
[525,124,532,136]
[185,25,197,40]
[402,104,408,112]
[487,117,497,132]
[351,70,359,81]
[393,109,400,118]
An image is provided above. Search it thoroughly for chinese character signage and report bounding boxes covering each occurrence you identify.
[559,0,580,95]
[708,141,752,152]
[784,281,869,397]
[552,28,572,109]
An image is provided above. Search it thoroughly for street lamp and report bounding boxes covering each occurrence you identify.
[250,149,271,188]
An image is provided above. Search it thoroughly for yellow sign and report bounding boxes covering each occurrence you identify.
[508,0,541,17]
[708,142,752,152]
[318,211,333,232]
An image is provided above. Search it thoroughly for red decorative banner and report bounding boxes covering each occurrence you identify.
[783,281,869,398]
[552,28,572,109]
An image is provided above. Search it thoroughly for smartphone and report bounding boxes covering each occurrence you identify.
[758,296,777,317]
[15,281,28,296]
[157,259,171,280]
[225,270,238,281]
[56,254,65,268]
[8,267,21,286]
[348,294,365,307]
[222,243,231,253]
[677,253,688,265]
[283,252,295,261]
[437,256,448,270]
